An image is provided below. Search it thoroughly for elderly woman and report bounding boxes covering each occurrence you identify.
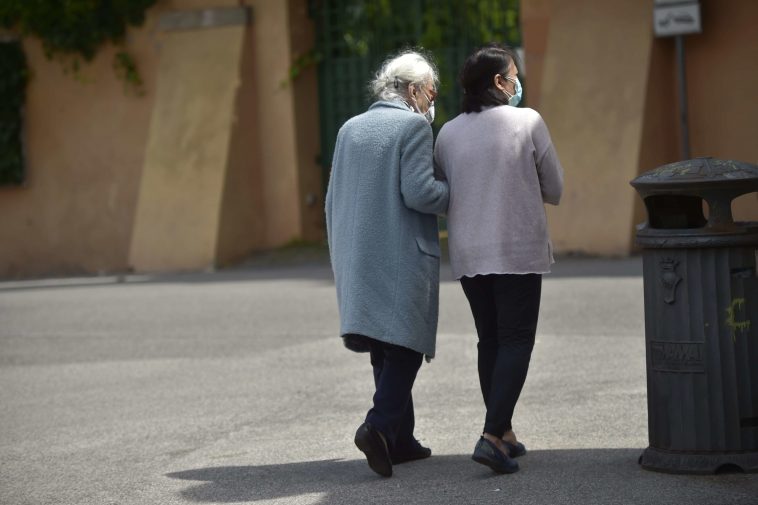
[325,50,449,478]
[434,44,563,474]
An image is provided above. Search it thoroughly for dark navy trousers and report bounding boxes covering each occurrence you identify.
[364,338,423,452]
[460,273,542,437]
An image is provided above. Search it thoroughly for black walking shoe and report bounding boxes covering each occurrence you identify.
[354,422,392,477]
[472,437,519,474]
[504,440,526,458]
[390,438,432,465]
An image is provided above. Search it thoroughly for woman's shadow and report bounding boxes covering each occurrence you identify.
[167,454,493,503]
[166,449,758,504]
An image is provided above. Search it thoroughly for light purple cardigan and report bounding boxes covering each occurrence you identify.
[434,105,564,278]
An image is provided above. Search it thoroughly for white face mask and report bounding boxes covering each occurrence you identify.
[424,104,435,124]
[422,94,435,124]
[420,89,435,124]
[408,85,436,124]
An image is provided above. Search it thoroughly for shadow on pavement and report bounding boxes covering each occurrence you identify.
[0,264,336,292]
[0,252,642,292]
[439,256,642,282]
[545,255,642,278]
[166,449,757,505]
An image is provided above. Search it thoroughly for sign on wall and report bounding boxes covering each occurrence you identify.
[654,0,701,37]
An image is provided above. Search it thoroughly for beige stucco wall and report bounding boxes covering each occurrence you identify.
[538,0,653,255]
[3,1,753,277]
[520,0,551,110]
[128,18,248,271]
[635,0,758,227]
[1,0,322,277]
[248,0,303,247]
[523,0,758,255]
[288,0,325,243]
[634,34,679,239]
[684,0,758,221]
[215,24,266,267]
[130,0,318,272]
[0,25,158,277]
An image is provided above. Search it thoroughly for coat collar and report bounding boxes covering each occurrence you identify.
[370,100,414,113]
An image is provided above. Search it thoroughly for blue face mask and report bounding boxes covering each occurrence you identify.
[504,76,522,107]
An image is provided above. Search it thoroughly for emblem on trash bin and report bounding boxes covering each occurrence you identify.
[650,341,705,373]
[660,258,682,304]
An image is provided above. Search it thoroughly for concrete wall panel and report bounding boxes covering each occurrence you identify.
[215,24,266,267]
[128,25,245,272]
[539,0,653,255]
[247,0,303,247]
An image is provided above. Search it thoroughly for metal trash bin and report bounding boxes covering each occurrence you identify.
[630,157,758,474]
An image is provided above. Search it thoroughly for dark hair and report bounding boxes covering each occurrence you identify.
[460,44,518,113]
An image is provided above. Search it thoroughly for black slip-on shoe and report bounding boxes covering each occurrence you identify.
[354,422,392,477]
[472,437,519,474]
[390,439,431,465]
[504,440,527,458]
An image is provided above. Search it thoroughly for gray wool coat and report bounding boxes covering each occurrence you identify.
[325,100,449,358]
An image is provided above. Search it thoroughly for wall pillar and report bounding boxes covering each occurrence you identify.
[537,0,653,255]
[128,6,255,271]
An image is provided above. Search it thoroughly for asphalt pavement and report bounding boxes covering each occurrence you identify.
[1,255,756,504]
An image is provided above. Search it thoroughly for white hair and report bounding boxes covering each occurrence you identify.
[370,50,439,102]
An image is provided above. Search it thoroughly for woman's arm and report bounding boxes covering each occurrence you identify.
[532,113,564,206]
[400,117,449,215]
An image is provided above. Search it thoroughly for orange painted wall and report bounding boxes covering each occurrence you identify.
[0,28,158,277]
[0,0,323,278]
[521,0,758,254]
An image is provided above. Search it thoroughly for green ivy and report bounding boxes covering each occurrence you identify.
[0,0,157,93]
[0,41,28,186]
[0,1,157,184]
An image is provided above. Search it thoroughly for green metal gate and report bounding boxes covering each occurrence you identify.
[311,0,521,177]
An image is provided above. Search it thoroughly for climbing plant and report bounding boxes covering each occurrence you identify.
[0,0,157,92]
[0,41,27,185]
[330,0,520,57]
[0,1,157,184]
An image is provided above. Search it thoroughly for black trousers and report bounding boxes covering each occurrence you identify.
[364,338,423,452]
[460,273,542,437]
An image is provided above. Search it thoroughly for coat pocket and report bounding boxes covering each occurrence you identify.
[415,237,441,258]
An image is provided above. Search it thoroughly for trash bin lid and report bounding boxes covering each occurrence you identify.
[631,157,758,195]
[630,157,758,248]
